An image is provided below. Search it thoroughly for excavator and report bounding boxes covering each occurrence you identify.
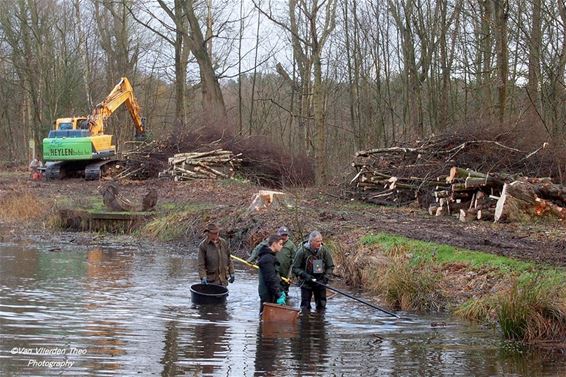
[42,77,146,180]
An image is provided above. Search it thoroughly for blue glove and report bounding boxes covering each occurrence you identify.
[201,278,208,285]
[228,274,235,284]
[276,292,286,305]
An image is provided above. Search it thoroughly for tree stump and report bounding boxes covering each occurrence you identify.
[248,190,293,212]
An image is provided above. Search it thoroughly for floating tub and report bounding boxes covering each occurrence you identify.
[190,283,228,305]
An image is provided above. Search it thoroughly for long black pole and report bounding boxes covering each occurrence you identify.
[314,280,401,319]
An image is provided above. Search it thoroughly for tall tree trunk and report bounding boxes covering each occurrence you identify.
[237,0,244,134]
[173,0,189,126]
[526,0,541,126]
[438,0,449,130]
[552,1,566,136]
[74,0,92,110]
[184,0,226,126]
[249,3,261,135]
[479,0,493,116]
[493,0,508,125]
[313,53,326,184]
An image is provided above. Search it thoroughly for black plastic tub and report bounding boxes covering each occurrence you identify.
[190,283,228,305]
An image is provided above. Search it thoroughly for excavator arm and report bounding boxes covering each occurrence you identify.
[88,77,145,138]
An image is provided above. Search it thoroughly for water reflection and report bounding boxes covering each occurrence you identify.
[160,307,182,377]
[254,321,296,376]
[291,314,329,375]
[193,304,230,375]
[82,248,133,372]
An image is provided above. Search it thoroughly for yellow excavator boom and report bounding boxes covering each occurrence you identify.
[88,77,145,137]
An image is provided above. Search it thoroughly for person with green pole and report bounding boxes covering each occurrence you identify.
[257,234,287,315]
[292,230,334,312]
[248,226,296,294]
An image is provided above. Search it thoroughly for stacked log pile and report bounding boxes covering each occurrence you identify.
[158,149,242,181]
[351,136,565,224]
[431,167,506,222]
[494,179,566,223]
[351,145,451,206]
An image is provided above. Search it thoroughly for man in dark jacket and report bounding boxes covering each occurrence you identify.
[257,234,287,314]
[292,231,334,312]
[198,223,235,287]
[248,226,296,293]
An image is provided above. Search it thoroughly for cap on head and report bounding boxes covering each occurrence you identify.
[277,226,289,236]
[205,223,220,234]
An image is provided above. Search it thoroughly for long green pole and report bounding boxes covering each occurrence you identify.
[313,280,401,319]
[230,255,291,284]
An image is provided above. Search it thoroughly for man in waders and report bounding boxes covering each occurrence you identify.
[247,226,296,294]
[198,223,235,287]
[257,234,287,314]
[292,231,334,312]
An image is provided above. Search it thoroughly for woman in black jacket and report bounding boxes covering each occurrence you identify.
[257,234,287,314]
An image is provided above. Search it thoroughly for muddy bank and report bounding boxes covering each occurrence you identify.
[1,172,566,267]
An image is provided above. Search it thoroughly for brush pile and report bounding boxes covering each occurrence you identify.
[351,134,566,223]
[116,140,170,180]
[111,127,314,186]
[158,149,242,181]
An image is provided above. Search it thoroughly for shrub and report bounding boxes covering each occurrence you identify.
[496,278,566,343]
[455,297,496,322]
[367,256,445,312]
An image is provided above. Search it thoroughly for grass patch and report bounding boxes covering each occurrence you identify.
[367,256,445,312]
[354,232,566,345]
[361,233,566,284]
[0,192,54,222]
[496,278,566,342]
[454,297,496,322]
[139,203,216,241]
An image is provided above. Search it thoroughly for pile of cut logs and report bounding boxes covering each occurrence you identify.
[431,167,503,222]
[351,146,450,206]
[350,138,565,223]
[159,149,242,181]
[430,167,565,223]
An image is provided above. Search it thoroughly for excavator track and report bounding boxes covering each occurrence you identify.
[44,159,117,180]
[44,162,64,180]
[85,160,117,180]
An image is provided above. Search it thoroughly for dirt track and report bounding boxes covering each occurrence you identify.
[2,172,565,267]
[348,205,566,267]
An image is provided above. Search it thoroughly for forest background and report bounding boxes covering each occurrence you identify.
[1,0,565,185]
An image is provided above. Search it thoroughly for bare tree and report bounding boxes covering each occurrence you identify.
[493,0,509,125]
[256,0,336,184]
[133,0,192,125]
[183,0,227,125]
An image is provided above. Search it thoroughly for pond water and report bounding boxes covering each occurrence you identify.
[0,235,564,376]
